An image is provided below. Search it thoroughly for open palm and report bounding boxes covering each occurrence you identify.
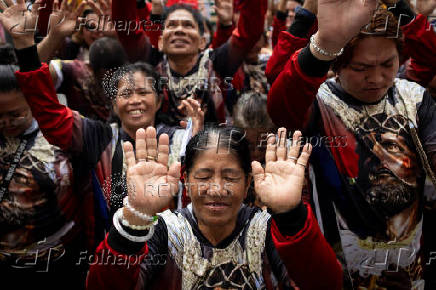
[124,127,181,217]
[48,0,87,38]
[252,129,312,213]
[0,0,41,47]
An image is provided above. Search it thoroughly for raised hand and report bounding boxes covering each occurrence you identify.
[252,128,312,213]
[214,0,233,26]
[178,98,205,136]
[314,0,378,58]
[87,0,116,37]
[123,127,181,225]
[47,0,87,38]
[416,0,436,16]
[0,0,42,49]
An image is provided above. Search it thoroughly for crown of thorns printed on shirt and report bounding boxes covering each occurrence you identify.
[101,67,234,100]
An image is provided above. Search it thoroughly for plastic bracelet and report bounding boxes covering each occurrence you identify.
[123,196,158,223]
[310,35,344,58]
[113,209,155,243]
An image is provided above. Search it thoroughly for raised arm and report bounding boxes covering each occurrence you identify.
[210,0,234,48]
[252,128,342,289]
[37,0,87,63]
[112,0,152,62]
[266,0,318,85]
[213,0,268,78]
[87,127,180,289]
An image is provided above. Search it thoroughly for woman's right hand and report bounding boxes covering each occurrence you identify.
[123,127,181,225]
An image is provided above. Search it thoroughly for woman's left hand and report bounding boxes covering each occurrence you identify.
[252,128,312,213]
[178,98,205,136]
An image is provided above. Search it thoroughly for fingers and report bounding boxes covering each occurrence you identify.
[75,0,87,18]
[157,133,170,166]
[251,161,265,184]
[145,126,158,161]
[4,0,15,7]
[135,128,147,161]
[87,0,104,16]
[123,141,136,168]
[32,0,44,15]
[276,128,287,161]
[265,134,277,163]
[287,130,302,162]
[0,1,7,11]
[294,143,312,175]
[179,120,187,129]
[167,162,181,194]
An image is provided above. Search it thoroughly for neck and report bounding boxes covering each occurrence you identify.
[198,220,236,247]
[168,53,199,76]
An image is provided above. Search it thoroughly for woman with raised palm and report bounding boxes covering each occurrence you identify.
[87,126,342,289]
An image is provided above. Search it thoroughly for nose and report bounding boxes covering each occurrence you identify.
[366,67,385,86]
[206,177,228,197]
[128,93,143,104]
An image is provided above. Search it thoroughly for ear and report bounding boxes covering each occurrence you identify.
[183,172,190,196]
[112,99,119,115]
[158,35,164,52]
[199,36,207,51]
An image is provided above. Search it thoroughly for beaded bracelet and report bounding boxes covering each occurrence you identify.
[113,209,155,242]
[123,196,158,223]
[120,212,158,230]
[310,35,344,58]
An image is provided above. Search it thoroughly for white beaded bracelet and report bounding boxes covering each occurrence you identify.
[310,35,344,58]
[120,213,158,230]
[113,208,155,242]
[123,196,157,223]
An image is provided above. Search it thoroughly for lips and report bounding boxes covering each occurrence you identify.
[171,38,190,45]
[128,109,146,116]
[204,201,230,211]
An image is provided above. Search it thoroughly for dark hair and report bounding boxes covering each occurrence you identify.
[0,65,20,93]
[332,9,403,72]
[0,43,18,65]
[104,62,162,100]
[184,125,251,176]
[89,37,129,74]
[163,3,205,35]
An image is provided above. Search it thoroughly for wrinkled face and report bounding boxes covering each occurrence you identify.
[338,37,399,103]
[82,13,104,47]
[159,9,206,56]
[186,147,250,229]
[114,71,161,132]
[0,90,33,137]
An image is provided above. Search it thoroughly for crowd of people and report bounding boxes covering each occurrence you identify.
[0,0,435,289]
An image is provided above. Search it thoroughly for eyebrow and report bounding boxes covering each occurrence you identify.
[351,56,397,68]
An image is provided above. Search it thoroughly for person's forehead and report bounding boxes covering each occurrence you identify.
[118,71,152,89]
[166,9,197,23]
[0,91,27,111]
[287,1,299,9]
[191,147,241,168]
[351,37,398,64]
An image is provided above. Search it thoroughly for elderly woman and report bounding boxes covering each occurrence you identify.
[86,126,342,289]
